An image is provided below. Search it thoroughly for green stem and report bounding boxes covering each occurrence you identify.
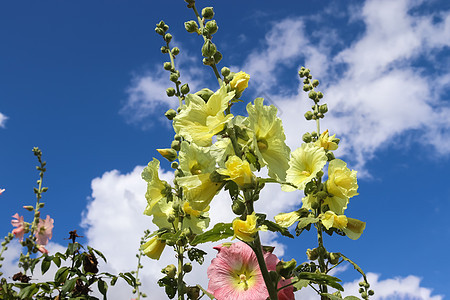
[251,235,278,300]
[177,245,185,300]
[315,102,320,135]
[166,41,183,107]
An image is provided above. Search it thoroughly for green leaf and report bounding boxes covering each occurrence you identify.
[292,278,309,291]
[98,279,108,299]
[295,272,344,291]
[88,246,107,263]
[53,255,62,267]
[321,293,343,300]
[41,257,51,275]
[61,278,77,294]
[297,216,319,229]
[110,276,118,286]
[191,223,233,245]
[160,231,181,244]
[337,253,367,280]
[263,220,294,238]
[119,272,136,286]
[344,296,361,300]
[187,248,207,265]
[224,181,239,202]
[18,284,37,299]
[196,284,215,299]
[54,266,70,284]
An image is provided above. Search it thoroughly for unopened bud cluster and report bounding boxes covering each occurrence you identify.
[299,67,327,121]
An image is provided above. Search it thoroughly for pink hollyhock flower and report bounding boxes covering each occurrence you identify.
[11,213,26,242]
[35,215,54,246]
[0,188,5,195]
[207,242,295,300]
[37,245,49,254]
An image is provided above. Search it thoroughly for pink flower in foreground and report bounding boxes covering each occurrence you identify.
[0,188,5,195]
[35,215,54,246]
[207,242,295,300]
[11,213,26,242]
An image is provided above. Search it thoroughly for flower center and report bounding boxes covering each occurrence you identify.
[257,139,268,152]
[239,273,249,291]
[301,170,311,177]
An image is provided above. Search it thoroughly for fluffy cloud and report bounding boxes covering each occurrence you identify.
[0,112,8,128]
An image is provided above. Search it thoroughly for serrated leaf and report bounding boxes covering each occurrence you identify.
[337,253,367,280]
[291,278,309,291]
[191,223,233,245]
[263,220,294,238]
[297,216,319,230]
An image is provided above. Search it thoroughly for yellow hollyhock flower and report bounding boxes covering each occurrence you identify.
[325,159,358,214]
[246,98,290,181]
[320,211,365,240]
[142,158,169,216]
[179,141,215,176]
[217,156,255,188]
[315,129,338,150]
[182,202,210,234]
[232,212,259,242]
[230,71,250,93]
[285,143,327,190]
[173,85,235,146]
[177,173,222,211]
[141,236,166,260]
[274,211,301,228]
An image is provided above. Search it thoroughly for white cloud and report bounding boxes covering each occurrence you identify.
[0,112,8,128]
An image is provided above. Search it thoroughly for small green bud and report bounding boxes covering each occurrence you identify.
[359,288,365,293]
[163,62,172,70]
[310,200,319,210]
[157,148,177,162]
[359,281,365,287]
[303,85,311,92]
[169,72,179,82]
[317,91,324,99]
[317,112,324,118]
[298,70,305,78]
[184,20,198,33]
[202,7,214,19]
[174,134,182,141]
[231,200,245,215]
[304,111,313,120]
[221,67,230,77]
[311,132,318,137]
[364,282,370,288]
[202,57,214,66]
[155,27,164,35]
[303,78,310,84]
[23,205,34,211]
[39,202,45,208]
[1,241,6,247]
[183,263,192,273]
[164,33,172,43]
[166,87,176,97]
[368,290,374,296]
[308,91,317,100]
[326,151,335,161]
[162,264,177,278]
[167,213,176,223]
[161,46,169,54]
[180,83,190,94]
[163,24,169,32]
[171,47,180,56]
[213,51,222,64]
[171,140,181,151]
[157,21,165,28]
[361,291,368,298]
[201,40,217,57]
[328,252,340,265]
[205,20,218,35]
[171,161,179,169]
[319,104,328,114]
[306,248,319,261]
[302,132,312,143]
[165,109,177,120]
[195,88,214,102]
[312,79,319,87]
[316,170,324,178]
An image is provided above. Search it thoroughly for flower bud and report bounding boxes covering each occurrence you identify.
[166,87,176,97]
[23,206,34,211]
[317,92,324,99]
[306,248,319,260]
[165,109,177,120]
[170,162,179,170]
[180,83,190,94]
[312,79,319,87]
[161,46,169,54]
[163,62,172,70]
[319,104,328,114]
[202,57,214,66]
[202,7,214,19]
[303,85,311,92]
[221,67,230,77]
[171,47,180,56]
[195,88,214,102]
[231,199,246,215]
[164,33,172,43]
[304,111,313,120]
[174,134,182,141]
[213,51,223,64]
[308,91,317,100]
[205,20,218,34]
[326,151,335,161]
[163,25,169,32]
[171,140,181,151]
[328,252,340,265]
[359,288,365,293]
[157,21,165,28]
[155,27,165,36]
[368,290,374,296]
[183,263,192,273]
[162,264,177,278]
[302,132,312,143]
[202,40,217,57]
[157,148,177,162]
[169,72,179,82]
[276,259,297,278]
[184,20,198,33]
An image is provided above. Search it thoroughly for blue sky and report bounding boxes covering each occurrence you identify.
[1,0,449,299]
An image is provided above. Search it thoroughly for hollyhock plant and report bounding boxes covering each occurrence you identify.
[207,242,294,300]
[35,215,54,246]
[11,213,26,242]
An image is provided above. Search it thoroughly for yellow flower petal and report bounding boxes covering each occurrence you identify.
[141,236,166,260]
[232,212,259,242]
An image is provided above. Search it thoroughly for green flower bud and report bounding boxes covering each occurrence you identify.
[310,200,319,210]
[166,88,176,97]
[23,205,34,211]
[221,67,230,77]
[326,151,335,161]
[364,282,370,288]
[361,292,368,298]
[205,20,218,35]
[202,40,217,57]
[165,109,177,120]
[174,134,182,141]
[202,7,214,19]
[302,132,312,143]
[162,264,177,278]
[155,27,164,35]
[276,259,297,278]
[184,20,198,33]
[312,79,319,87]
[161,46,169,54]
[171,47,180,56]
[180,83,190,94]
[202,57,214,65]
[319,104,328,114]
[169,72,179,82]
[171,161,179,169]
[359,281,365,287]
[298,70,305,78]
[304,111,313,120]
[195,88,214,102]
[316,170,324,179]
[183,263,192,273]
[303,85,311,92]
[171,140,181,151]
[231,199,245,215]
[213,51,222,64]
[157,148,177,162]
[317,91,324,99]
[157,21,165,28]
[328,252,340,265]
[164,33,172,43]
[163,62,172,70]
[311,131,318,137]
[306,248,319,260]
[163,24,169,31]
[308,91,317,100]
[368,290,374,296]
[359,288,365,293]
